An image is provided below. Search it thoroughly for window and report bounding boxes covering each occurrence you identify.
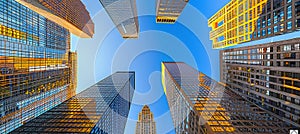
[287,21,292,29]
[268,28,272,34]
[283,45,291,51]
[267,14,271,26]
[274,26,278,33]
[287,5,292,19]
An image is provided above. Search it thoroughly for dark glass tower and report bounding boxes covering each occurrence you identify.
[12,72,135,133]
[162,62,291,133]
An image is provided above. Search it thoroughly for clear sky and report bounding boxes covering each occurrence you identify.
[70,1,300,133]
[71,0,228,133]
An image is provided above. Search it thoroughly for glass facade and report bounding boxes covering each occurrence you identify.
[208,0,300,49]
[0,0,76,133]
[15,0,94,38]
[98,0,139,38]
[220,38,300,127]
[156,0,188,24]
[12,72,135,134]
[162,62,291,133]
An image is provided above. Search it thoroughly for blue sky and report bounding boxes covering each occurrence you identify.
[71,0,229,133]
[70,1,300,133]
[0,0,298,133]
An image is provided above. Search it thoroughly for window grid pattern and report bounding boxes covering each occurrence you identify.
[162,62,290,134]
[208,0,300,49]
[98,0,139,38]
[221,38,300,127]
[156,0,188,23]
[0,0,76,133]
[12,72,135,134]
[135,105,157,134]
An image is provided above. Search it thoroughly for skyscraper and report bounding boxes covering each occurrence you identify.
[12,72,135,133]
[220,38,300,127]
[0,0,85,133]
[15,0,94,38]
[156,0,188,24]
[208,0,300,49]
[98,0,139,38]
[135,105,157,134]
[162,62,291,133]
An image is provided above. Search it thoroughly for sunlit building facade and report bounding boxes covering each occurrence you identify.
[68,51,77,99]
[15,0,94,38]
[162,62,291,133]
[208,0,300,49]
[98,0,139,38]
[156,0,188,24]
[12,72,135,133]
[135,105,157,134]
[0,0,77,133]
[220,38,300,127]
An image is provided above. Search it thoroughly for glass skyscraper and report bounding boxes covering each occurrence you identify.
[156,0,188,24]
[98,0,139,38]
[162,62,291,133]
[0,0,84,133]
[12,71,135,133]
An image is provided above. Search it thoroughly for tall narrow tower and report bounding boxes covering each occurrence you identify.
[135,105,157,134]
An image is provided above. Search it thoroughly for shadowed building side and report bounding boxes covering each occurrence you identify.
[98,0,139,38]
[15,0,94,38]
[156,0,189,24]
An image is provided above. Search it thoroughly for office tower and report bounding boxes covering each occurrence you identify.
[98,0,139,38]
[0,0,79,133]
[15,0,94,38]
[162,62,290,133]
[220,38,300,127]
[208,0,300,49]
[156,0,188,24]
[135,105,157,134]
[12,72,135,133]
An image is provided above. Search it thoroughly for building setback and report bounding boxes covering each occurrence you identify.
[162,62,291,134]
[156,0,188,24]
[220,38,300,127]
[12,72,135,133]
[98,0,139,38]
[15,0,94,38]
[208,0,300,49]
[135,105,157,134]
